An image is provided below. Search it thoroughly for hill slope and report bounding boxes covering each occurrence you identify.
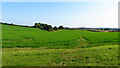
[2,24,119,66]
[2,24,118,48]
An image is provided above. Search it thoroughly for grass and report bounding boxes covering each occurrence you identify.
[2,24,119,66]
[2,45,118,66]
[2,24,118,48]
[2,24,83,48]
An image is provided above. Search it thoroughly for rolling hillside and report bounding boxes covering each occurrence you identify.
[2,24,119,66]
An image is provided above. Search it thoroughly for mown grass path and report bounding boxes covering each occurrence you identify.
[76,36,89,48]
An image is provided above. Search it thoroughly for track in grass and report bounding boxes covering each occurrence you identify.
[2,24,118,48]
[2,24,119,66]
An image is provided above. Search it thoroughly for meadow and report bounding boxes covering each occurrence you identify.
[2,24,119,66]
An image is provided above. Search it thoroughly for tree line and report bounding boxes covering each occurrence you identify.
[33,23,64,31]
[0,22,64,31]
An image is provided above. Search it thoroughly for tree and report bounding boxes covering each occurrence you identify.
[53,26,58,30]
[34,23,40,28]
[34,22,65,31]
[43,25,52,31]
[58,25,64,29]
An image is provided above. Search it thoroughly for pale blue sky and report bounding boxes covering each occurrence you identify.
[2,2,118,28]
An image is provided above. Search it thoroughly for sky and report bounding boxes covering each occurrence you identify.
[2,1,118,28]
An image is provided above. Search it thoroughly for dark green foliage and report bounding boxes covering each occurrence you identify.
[34,22,53,31]
[34,23,40,28]
[53,26,58,30]
[58,25,64,29]
[43,25,52,31]
[33,23,64,31]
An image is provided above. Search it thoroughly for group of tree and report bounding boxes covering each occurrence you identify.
[0,22,64,31]
[33,22,64,31]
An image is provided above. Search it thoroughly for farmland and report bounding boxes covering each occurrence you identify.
[2,24,119,66]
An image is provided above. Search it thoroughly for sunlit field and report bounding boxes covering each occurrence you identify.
[2,24,119,66]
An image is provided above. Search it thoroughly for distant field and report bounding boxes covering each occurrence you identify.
[2,24,119,66]
[2,24,118,48]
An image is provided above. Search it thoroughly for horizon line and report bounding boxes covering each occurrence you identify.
[1,22,119,28]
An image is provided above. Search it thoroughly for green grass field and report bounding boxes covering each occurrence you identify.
[2,24,119,66]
